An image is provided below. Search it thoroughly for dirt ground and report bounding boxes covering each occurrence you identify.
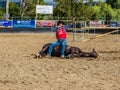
[0,33,120,90]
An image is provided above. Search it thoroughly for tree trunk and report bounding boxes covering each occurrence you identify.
[6,0,9,20]
[20,0,26,19]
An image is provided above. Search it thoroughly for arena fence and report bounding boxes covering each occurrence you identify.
[67,21,120,42]
[0,19,120,42]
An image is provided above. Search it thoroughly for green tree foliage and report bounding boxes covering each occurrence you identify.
[0,6,4,19]
[54,0,118,20]
[115,9,120,20]
[89,6,101,20]
[9,2,20,18]
[96,1,117,20]
[106,0,120,20]
[54,0,99,20]
[54,0,88,18]
[106,0,120,9]
[54,0,72,17]
[0,6,4,15]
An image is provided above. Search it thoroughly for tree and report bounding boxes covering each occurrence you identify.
[54,0,72,17]
[89,6,101,20]
[98,2,117,20]
[53,0,118,20]
[9,2,20,18]
[106,0,120,9]
[0,6,4,19]
[54,0,86,17]
[0,6,4,15]
[20,0,46,19]
[116,9,120,20]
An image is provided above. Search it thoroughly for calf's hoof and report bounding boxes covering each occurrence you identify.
[65,54,74,59]
[34,54,42,59]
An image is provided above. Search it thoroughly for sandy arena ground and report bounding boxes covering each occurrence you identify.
[0,33,120,90]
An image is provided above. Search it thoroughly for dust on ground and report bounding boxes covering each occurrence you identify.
[0,33,120,90]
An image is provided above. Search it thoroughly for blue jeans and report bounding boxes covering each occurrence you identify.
[47,39,66,56]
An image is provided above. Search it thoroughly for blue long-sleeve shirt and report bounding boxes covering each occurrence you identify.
[54,24,73,31]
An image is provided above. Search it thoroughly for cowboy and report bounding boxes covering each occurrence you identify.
[47,21,73,58]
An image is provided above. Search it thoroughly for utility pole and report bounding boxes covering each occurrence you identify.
[6,0,9,20]
[36,0,39,19]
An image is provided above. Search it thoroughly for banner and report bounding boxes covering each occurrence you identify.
[0,20,11,27]
[13,20,35,28]
[89,20,102,27]
[110,22,117,27]
[36,20,55,27]
[117,22,120,27]
[36,5,53,14]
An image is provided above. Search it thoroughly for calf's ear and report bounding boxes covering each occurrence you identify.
[93,48,95,52]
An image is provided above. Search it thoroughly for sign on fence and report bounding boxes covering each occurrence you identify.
[117,22,120,27]
[36,20,55,27]
[89,20,102,27]
[36,5,53,14]
[110,22,117,27]
[13,20,35,28]
[0,20,11,27]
